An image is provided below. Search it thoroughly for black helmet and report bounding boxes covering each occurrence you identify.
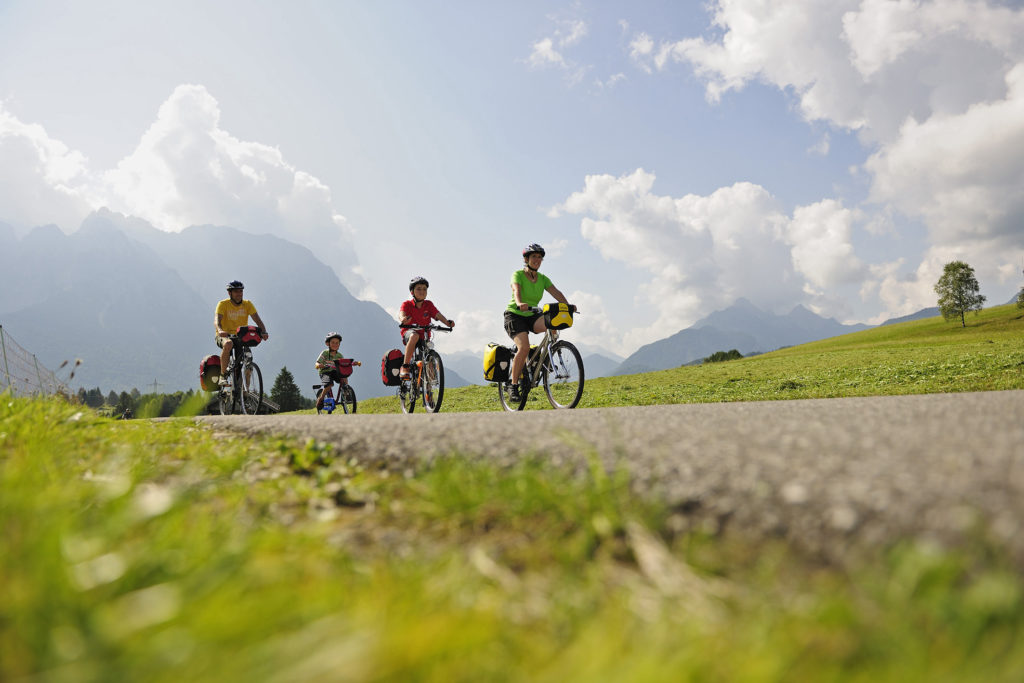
[226,280,244,290]
[409,276,429,291]
[523,243,545,259]
[324,331,342,345]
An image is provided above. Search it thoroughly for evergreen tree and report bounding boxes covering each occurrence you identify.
[270,366,304,412]
[934,261,986,327]
[106,390,119,406]
[1016,287,1023,309]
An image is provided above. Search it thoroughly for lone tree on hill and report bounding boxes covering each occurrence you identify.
[270,366,303,412]
[934,260,986,327]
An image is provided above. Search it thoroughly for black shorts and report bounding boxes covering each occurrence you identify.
[504,310,542,339]
[319,369,343,385]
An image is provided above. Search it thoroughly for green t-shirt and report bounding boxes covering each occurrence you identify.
[507,269,553,316]
[315,348,344,370]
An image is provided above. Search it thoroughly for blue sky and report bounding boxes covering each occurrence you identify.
[2,0,1023,357]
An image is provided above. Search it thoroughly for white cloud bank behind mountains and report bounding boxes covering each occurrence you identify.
[0,84,369,298]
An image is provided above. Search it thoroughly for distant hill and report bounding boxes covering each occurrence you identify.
[0,210,407,399]
[614,298,869,376]
[880,307,940,325]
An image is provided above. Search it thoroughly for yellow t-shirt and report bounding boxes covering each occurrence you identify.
[216,299,258,334]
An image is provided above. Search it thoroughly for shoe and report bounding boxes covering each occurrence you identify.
[508,385,521,402]
[218,375,229,386]
[399,364,412,381]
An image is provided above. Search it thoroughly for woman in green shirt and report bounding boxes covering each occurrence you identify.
[504,243,571,401]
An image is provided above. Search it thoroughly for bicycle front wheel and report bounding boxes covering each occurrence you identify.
[340,384,357,414]
[240,362,264,415]
[543,341,584,409]
[421,351,445,413]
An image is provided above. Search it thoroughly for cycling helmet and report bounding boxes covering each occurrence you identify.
[226,280,244,290]
[324,332,342,345]
[523,243,546,259]
[409,276,429,291]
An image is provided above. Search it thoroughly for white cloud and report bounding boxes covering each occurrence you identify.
[525,16,591,85]
[556,168,805,348]
[0,102,96,232]
[865,63,1024,245]
[0,85,367,294]
[628,0,1024,318]
[528,37,566,68]
[785,200,865,290]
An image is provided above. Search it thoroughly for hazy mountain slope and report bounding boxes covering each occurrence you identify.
[614,298,869,376]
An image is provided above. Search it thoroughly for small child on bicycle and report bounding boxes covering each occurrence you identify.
[399,276,455,380]
[315,331,358,410]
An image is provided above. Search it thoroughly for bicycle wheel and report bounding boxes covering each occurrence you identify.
[497,376,529,412]
[217,384,233,415]
[240,361,264,415]
[543,341,584,409]
[399,380,416,413]
[421,351,445,413]
[340,384,357,414]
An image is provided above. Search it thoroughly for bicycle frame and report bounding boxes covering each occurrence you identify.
[520,328,559,389]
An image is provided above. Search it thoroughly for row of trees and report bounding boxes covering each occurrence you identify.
[73,366,316,417]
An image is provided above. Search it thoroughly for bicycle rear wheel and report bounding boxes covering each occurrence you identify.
[340,384,357,414]
[421,351,445,413]
[217,384,234,415]
[543,341,584,409]
[497,377,528,412]
[240,362,263,415]
[399,381,416,413]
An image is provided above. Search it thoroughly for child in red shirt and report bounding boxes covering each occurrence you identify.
[399,276,455,380]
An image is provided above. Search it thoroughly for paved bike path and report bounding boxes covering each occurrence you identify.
[197,390,1024,566]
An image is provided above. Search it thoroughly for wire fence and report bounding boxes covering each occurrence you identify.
[0,325,69,397]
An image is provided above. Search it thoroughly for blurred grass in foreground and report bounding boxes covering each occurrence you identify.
[351,303,1024,413]
[2,397,1022,681]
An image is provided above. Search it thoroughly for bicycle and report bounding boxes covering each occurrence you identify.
[217,325,264,415]
[314,358,360,414]
[398,323,453,413]
[497,305,584,411]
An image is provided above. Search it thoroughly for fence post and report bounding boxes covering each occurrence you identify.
[0,325,11,394]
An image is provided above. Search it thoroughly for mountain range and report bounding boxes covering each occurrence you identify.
[0,210,468,399]
[613,298,872,376]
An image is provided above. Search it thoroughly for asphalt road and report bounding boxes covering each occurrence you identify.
[197,390,1024,566]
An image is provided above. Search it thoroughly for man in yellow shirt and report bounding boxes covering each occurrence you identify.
[214,280,270,383]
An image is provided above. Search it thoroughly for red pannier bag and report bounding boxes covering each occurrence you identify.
[334,358,355,378]
[236,325,262,346]
[199,354,221,392]
[380,349,404,386]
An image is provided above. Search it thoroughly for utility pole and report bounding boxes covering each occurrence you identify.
[150,379,163,394]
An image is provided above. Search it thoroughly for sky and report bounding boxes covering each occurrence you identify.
[2,0,1023,358]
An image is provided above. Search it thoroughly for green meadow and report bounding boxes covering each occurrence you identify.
[2,305,1023,680]
[357,303,1024,413]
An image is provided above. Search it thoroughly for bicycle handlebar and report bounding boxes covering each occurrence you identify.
[399,323,454,332]
[527,304,577,314]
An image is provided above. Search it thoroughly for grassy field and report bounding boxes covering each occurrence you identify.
[353,303,1024,413]
[3,305,1023,680]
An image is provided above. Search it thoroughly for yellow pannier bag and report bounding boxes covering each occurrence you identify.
[543,303,574,330]
[483,343,512,382]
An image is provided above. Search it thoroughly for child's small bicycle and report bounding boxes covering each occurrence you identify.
[398,323,452,413]
[314,358,360,414]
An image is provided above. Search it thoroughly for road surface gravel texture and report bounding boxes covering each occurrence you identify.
[197,390,1024,567]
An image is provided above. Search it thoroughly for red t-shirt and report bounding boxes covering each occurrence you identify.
[400,298,439,339]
